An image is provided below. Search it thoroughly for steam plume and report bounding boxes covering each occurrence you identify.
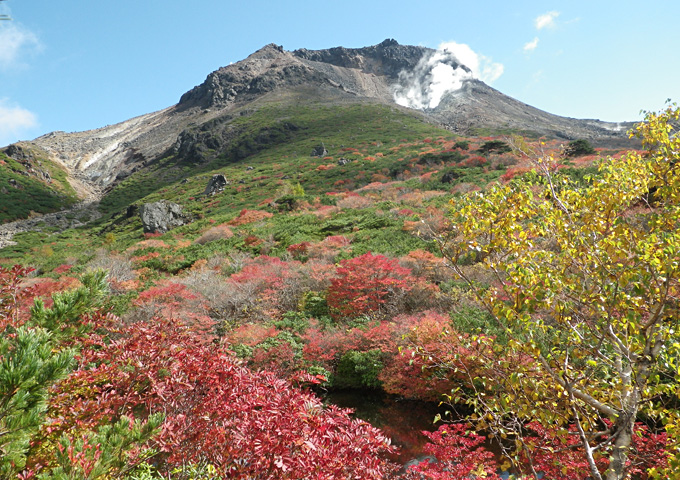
[393,42,503,110]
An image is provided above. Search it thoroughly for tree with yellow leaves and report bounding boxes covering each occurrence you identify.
[439,105,680,480]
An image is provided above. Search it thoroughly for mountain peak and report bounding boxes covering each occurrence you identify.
[246,43,286,60]
[293,40,429,79]
[23,39,634,190]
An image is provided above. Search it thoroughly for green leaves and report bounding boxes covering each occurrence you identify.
[0,326,75,477]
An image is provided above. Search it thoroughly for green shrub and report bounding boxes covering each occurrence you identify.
[333,349,384,389]
[273,311,310,333]
[563,139,595,157]
[301,292,330,319]
[477,140,512,155]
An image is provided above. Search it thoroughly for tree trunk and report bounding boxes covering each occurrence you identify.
[605,410,637,480]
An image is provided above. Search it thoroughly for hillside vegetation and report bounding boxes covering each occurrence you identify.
[0,101,676,480]
[0,147,79,223]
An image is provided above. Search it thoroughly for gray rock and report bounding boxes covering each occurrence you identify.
[311,145,328,157]
[139,200,191,234]
[203,174,229,195]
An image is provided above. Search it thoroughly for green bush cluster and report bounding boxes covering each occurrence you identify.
[333,349,384,390]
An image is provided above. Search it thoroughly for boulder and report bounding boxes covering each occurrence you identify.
[139,200,191,234]
[203,174,229,196]
[311,145,328,157]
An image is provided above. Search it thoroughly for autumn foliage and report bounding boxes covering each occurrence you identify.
[0,266,399,479]
[45,316,397,478]
[326,252,414,319]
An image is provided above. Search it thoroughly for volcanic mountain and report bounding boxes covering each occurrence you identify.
[7,39,634,192]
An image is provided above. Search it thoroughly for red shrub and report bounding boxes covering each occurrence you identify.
[53,264,74,274]
[500,166,531,182]
[326,253,414,319]
[463,155,487,167]
[47,317,397,478]
[0,265,35,329]
[287,242,310,259]
[405,423,502,480]
[227,209,274,226]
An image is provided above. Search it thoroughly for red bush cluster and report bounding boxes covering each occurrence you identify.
[44,316,397,478]
[326,252,414,319]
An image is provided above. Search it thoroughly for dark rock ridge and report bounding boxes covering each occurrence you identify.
[292,38,432,79]
[179,44,329,109]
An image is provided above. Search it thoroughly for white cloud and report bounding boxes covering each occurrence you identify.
[393,41,504,110]
[0,99,38,146]
[523,37,539,52]
[479,57,504,84]
[535,11,560,30]
[0,22,41,69]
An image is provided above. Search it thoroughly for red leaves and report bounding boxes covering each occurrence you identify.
[49,316,397,478]
[327,252,414,319]
[0,264,34,330]
[287,241,310,259]
[518,421,669,480]
[406,424,502,480]
[227,208,274,226]
[406,421,669,480]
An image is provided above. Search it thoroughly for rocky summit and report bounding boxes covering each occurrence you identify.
[4,39,634,193]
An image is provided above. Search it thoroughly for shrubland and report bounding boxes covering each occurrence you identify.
[1,100,674,479]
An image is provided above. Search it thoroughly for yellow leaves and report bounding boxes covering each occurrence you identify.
[442,104,680,466]
[472,463,491,478]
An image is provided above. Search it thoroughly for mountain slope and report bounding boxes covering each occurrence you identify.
[6,39,635,197]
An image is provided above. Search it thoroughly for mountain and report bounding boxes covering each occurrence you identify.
[5,39,634,195]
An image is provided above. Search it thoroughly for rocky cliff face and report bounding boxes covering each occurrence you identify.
[13,39,635,194]
[293,38,431,79]
[178,44,329,109]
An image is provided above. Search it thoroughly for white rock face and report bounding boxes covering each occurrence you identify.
[30,107,192,186]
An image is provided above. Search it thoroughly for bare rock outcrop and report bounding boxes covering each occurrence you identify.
[15,38,636,197]
[139,200,191,234]
[203,174,229,196]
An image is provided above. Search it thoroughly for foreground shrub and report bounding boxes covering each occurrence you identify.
[46,316,398,478]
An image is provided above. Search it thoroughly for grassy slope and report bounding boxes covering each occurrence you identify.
[0,101,625,405]
[0,151,79,224]
[0,102,608,273]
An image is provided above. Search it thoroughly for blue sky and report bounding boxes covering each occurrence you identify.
[1,0,678,146]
